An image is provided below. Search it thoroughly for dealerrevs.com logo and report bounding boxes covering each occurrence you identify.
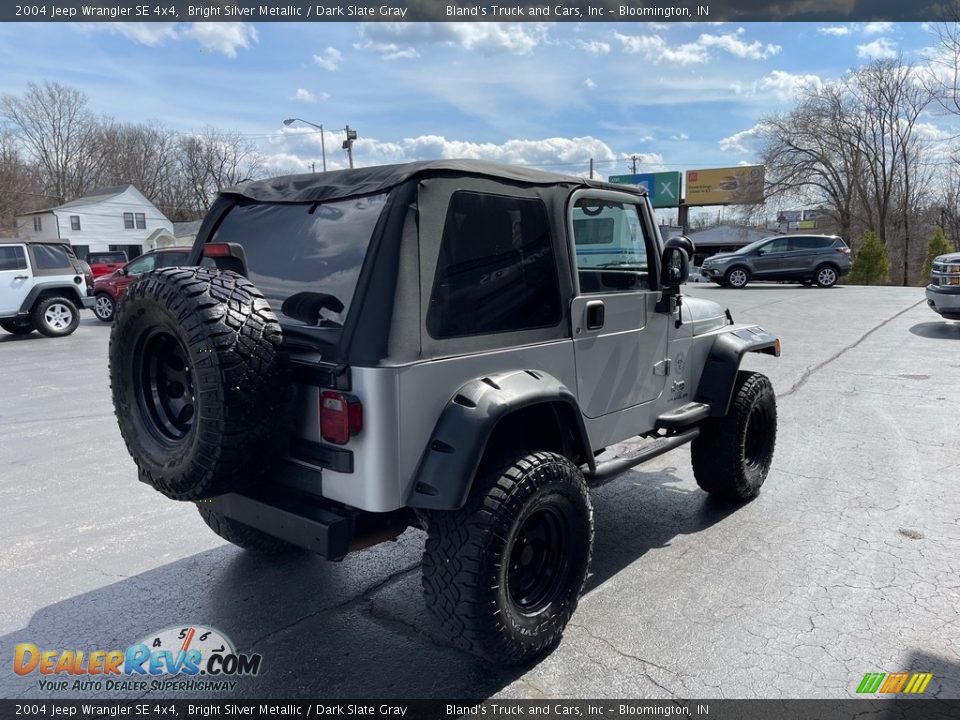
[13,625,261,693]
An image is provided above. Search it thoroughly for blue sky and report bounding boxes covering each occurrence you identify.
[0,20,947,197]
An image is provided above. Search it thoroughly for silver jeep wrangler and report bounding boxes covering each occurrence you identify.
[110,160,780,665]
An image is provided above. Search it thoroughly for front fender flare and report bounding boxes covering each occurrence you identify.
[406,369,592,511]
[695,327,780,416]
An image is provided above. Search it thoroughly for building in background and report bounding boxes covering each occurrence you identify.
[688,224,770,265]
[15,185,174,260]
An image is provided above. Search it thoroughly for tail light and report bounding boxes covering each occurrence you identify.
[837,246,852,256]
[203,243,232,257]
[320,390,363,445]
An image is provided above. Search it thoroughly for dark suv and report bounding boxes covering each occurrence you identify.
[701,234,852,288]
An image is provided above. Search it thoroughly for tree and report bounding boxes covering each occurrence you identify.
[178,127,264,215]
[848,230,890,285]
[921,226,954,284]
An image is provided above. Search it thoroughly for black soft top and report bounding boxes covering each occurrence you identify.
[222,159,646,205]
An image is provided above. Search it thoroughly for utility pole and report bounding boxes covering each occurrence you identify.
[631,155,640,174]
[589,158,594,179]
[342,125,357,169]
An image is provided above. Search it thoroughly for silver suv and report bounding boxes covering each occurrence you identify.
[701,234,852,288]
[926,252,960,320]
[109,160,781,666]
[0,239,95,337]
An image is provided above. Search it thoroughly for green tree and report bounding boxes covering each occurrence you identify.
[920,226,953,285]
[848,230,890,285]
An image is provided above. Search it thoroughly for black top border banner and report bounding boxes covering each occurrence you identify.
[3,0,960,23]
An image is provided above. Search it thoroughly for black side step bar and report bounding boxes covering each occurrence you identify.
[583,427,700,485]
[655,402,711,431]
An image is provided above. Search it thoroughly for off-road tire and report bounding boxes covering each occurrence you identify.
[32,296,80,337]
[110,267,290,501]
[1,320,35,335]
[815,264,839,288]
[724,266,750,289]
[197,505,302,555]
[422,451,593,666]
[691,371,777,501]
[94,293,115,322]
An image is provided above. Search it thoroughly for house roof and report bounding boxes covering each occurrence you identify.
[173,220,203,237]
[688,224,771,247]
[225,159,646,205]
[17,185,134,215]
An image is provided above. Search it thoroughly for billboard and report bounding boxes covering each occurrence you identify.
[607,171,681,208]
[685,165,765,206]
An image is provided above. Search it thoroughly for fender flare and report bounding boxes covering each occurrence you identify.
[406,369,593,510]
[695,327,780,417]
[18,282,85,315]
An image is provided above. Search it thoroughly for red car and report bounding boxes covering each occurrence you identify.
[93,247,195,321]
[87,251,129,278]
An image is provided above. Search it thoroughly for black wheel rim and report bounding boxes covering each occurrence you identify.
[743,401,773,469]
[135,328,196,442]
[507,506,570,614]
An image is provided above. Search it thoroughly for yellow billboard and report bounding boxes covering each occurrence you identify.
[685,166,765,206]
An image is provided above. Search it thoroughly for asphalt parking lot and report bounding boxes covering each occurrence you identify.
[1,284,959,700]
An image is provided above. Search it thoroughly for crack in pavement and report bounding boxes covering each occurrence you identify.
[781,299,925,399]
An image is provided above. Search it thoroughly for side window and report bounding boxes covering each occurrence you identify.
[0,246,27,271]
[764,238,791,254]
[427,191,561,339]
[31,244,73,270]
[572,198,651,294]
[70,216,81,232]
[126,254,156,275]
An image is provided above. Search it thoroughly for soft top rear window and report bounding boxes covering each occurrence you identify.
[212,193,389,328]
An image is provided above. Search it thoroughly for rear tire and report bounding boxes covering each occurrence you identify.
[1,320,35,335]
[32,296,79,337]
[423,451,593,666]
[691,371,777,501]
[815,265,839,288]
[198,506,303,555]
[724,267,750,289]
[110,267,290,501]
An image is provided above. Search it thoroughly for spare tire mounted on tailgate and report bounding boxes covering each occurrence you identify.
[109,266,289,501]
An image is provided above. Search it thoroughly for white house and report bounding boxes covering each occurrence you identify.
[16,185,175,261]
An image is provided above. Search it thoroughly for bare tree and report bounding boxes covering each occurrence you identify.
[0,128,46,233]
[178,127,264,215]
[0,81,104,203]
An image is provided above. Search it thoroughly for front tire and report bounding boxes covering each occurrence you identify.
[32,296,79,337]
[198,506,303,555]
[94,293,115,321]
[423,451,593,666]
[724,267,750,289]
[691,371,777,500]
[815,265,839,288]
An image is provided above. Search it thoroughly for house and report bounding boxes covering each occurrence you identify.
[15,185,174,261]
[688,224,771,265]
[172,220,203,247]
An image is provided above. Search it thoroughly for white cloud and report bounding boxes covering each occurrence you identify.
[179,23,258,58]
[358,22,548,56]
[583,78,596,89]
[73,22,256,57]
[818,26,850,36]
[862,22,894,35]
[615,28,780,65]
[353,40,419,60]
[670,132,689,141]
[575,40,611,55]
[719,123,766,153]
[857,38,898,60]
[291,88,328,103]
[733,69,823,101]
[313,47,343,70]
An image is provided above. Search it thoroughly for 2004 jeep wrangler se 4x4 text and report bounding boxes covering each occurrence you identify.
[110,160,781,665]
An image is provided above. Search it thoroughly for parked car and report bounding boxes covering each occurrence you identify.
[93,247,195,321]
[108,160,781,666]
[87,251,129,278]
[700,234,852,288]
[0,239,96,337]
[925,252,960,320]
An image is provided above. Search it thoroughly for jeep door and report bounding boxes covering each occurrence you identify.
[0,245,33,315]
[568,192,668,418]
[751,236,791,278]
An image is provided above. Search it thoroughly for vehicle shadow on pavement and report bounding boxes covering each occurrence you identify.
[908,321,960,340]
[904,651,960,698]
[0,469,739,700]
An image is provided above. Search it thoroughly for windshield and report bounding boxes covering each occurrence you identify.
[212,193,389,328]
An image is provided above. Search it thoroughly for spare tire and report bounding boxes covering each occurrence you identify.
[109,266,290,501]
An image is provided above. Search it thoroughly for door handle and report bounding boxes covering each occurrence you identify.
[14,275,28,280]
[585,300,605,330]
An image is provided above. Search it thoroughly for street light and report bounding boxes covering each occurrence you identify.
[283,117,326,173]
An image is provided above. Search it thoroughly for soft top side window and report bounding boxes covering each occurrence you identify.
[571,198,652,294]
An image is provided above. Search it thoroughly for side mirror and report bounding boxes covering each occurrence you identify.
[756,249,765,256]
[661,236,694,289]
[118,268,127,276]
